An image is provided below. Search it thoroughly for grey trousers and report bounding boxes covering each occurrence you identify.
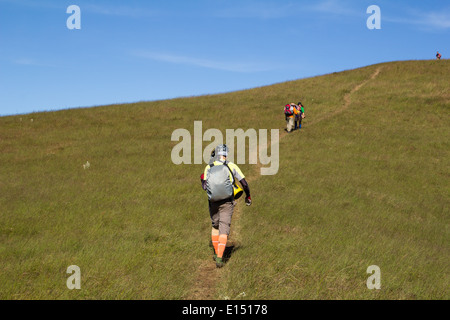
[209,198,236,235]
[286,117,294,132]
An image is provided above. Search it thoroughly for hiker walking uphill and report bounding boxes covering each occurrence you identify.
[200,144,251,268]
[284,103,300,133]
[297,101,305,130]
[436,51,442,60]
[294,103,300,130]
[294,102,305,130]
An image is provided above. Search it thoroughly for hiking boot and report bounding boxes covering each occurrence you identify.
[215,257,224,268]
[213,254,217,262]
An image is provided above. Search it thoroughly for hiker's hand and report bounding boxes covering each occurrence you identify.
[245,196,252,206]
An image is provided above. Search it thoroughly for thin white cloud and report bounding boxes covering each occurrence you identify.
[12,58,56,67]
[83,4,159,18]
[418,11,450,29]
[13,58,34,65]
[214,2,297,19]
[132,51,282,73]
[0,0,59,9]
[212,0,358,19]
[384,9,450,30]
[0,0,159,18]
[212,0,450,30]
[304,0,359,16]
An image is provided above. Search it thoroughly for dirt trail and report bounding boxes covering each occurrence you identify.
[188,66,382,300]
[308,67,382,127]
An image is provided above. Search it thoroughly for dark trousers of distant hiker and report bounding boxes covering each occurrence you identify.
[295,114,303,130]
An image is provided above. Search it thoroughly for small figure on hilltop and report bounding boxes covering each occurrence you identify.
[436,51,442,60]
[200,145,251,268]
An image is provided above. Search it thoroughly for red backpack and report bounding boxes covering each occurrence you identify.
[284,104,294,116]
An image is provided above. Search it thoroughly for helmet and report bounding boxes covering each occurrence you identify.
[217,144,228,157]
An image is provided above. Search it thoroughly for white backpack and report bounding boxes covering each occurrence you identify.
[206,162,234,202]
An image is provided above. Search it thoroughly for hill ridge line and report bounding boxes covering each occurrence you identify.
[188,66,382,300]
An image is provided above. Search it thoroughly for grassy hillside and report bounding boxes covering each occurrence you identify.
[0,60,448,299]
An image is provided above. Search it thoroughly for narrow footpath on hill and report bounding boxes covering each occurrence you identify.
[188,66,383,300]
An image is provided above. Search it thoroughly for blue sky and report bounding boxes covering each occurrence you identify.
[0,0,449,116]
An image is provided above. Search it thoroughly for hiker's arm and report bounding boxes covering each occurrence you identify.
[229,163,251,202]
[240,178,252,206]
[240,178,250,198]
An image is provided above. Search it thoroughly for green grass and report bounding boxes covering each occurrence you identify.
[0,60,449,299]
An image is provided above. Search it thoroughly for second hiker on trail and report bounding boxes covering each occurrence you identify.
[284,103,300,133]
[296,101,305,130]
[200,144,251,268]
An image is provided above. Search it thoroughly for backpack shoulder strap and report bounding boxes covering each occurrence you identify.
[223,161,236,185]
